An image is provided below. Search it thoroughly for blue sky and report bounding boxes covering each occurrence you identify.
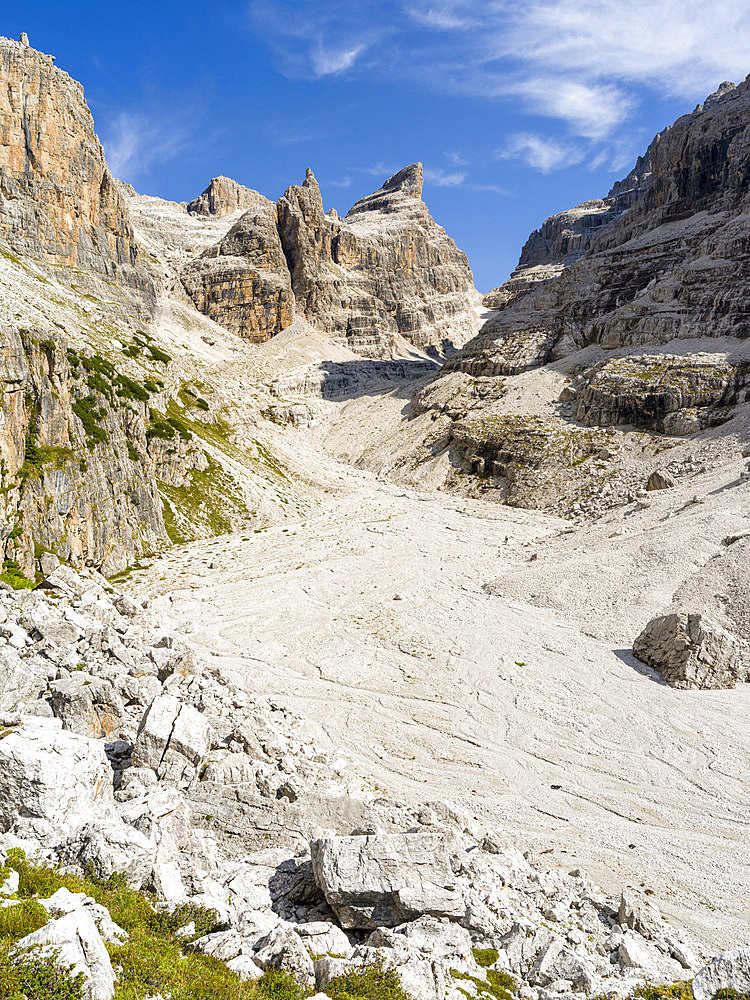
[6,1,750,290]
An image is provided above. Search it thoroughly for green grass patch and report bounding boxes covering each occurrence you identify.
[325,960,413,1000]
[1,559,34,590]
[0,851,311,1000]
[0,941,86,1000]
[472,948,500,969]
[451,967,517,1000]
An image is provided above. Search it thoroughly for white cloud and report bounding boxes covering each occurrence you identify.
[101,111,191,181]
[359,161,400,177]
[330,175,354,188]
[248,0,750,168]
[445,150,469,166]
[311,43,366,76]
[498,134,586,173]
[406,4,478,30]
[424,167,467,187]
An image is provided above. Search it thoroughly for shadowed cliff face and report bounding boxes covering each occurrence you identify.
[182,164,480,358]
[0,36,150,293]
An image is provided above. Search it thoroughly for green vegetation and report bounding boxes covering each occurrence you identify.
[325,960,412,1000]
[0,852,414,1000]
[179,386,210,411]
[19,429,74,479]
[0,851,303,1000]
[450,967,518,1000]
[472,948,500,968]
[121,331,172,365]
[0,942,86,1000]
[629,985,694,1000]
[158,455,245,544]
[598,983,696,1000]
[67,349,151,409]
[72,397,108,449]
[0,559,34,590]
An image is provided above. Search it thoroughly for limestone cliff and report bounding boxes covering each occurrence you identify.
[279,164,479,356]
[182,164,479,357]
[0,326,170,578]
[181,205,294,342]
[187,175,272,217]
[0,35,150,292]
[455,78,750,375]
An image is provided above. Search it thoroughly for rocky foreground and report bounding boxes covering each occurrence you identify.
[1,561,748,1000]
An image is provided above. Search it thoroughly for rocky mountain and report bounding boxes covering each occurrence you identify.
[182,163,480,356]
[0,35,150,296]
[458,78,750,376]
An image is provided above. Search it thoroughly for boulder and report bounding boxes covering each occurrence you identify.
[297,920,353,958]
[49,674,124,738]
[254,925,316,986]
[692,947,750,1000]
[14,907,116,1000]
[39,887,128,944]
[134,694,212,786]
[647,469,678,491]
[633,613,745,689]
[617,887,663,940]
[0,717,118,843]
[310,832,464,930]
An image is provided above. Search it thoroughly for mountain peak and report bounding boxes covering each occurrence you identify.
[345,162,424,219]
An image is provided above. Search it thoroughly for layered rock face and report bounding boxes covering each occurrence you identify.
[183,164,479,356]
[0,326,168,577]
[456,78,750,376]
[278,164,478,356]
[187,175,272,217]
[571,355,750,434]
[181,206,294,342]
[0,35,148,289]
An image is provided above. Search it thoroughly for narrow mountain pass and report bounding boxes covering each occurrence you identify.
[134,457,750,948]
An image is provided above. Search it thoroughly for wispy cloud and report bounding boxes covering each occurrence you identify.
[358,161,400,177]
[498,133,586,173]
[445,150,469,166]
[101,110,192,181]
[249,0,389,79]
[469,182,511,195]
[424,167,467,187]
[311,43,366,76]
[330,175,354,188]
[247,0,750,171]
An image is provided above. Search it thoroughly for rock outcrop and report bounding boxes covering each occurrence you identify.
[455,78,750,376]
[311,832,464,929]
[0,35,149,292]
[181,205,294,342]
[570,355,750,434]
[278,164,478,356]
[183,164,479,356]
[632,612,747,689]
[187,176,272,217]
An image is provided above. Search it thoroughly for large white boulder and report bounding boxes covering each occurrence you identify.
[14,907,116,1000]
[693,947,750,1000]
[310,832,464,930]
[134,694,212,787]
[633,613,745,689]
[0,717,117,844]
